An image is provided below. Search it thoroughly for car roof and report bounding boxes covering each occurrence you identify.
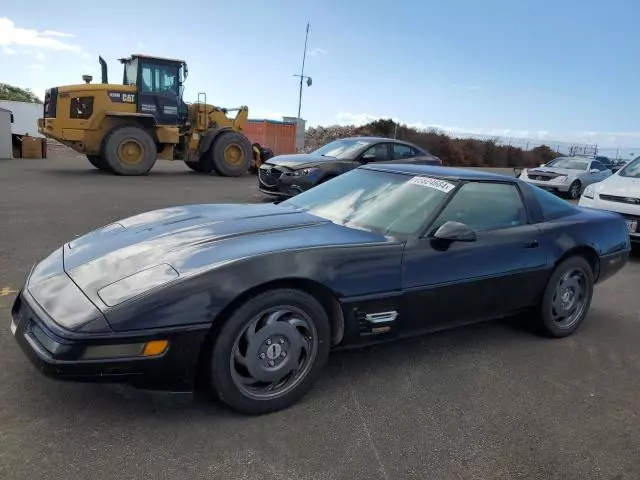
[341,136,420,147]
[362,163,518,182]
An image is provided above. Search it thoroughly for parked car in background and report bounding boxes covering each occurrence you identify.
[257,136,441,197]
[612,158,632,173]
[579,155,640,244]
[519,156,612,199]
[12,164,630,415]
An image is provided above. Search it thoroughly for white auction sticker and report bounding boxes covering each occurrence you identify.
[407,176,455,193]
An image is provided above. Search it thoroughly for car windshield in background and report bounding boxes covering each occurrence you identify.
[281,169,456,236]
[619,157,640,178]
[311,139,371,159]
[546,158,589,170]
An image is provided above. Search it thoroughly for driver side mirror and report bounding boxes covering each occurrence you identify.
[589,168,599,173]
[539,163,546,167]
[361,153,376,163]
[433,221,477,242]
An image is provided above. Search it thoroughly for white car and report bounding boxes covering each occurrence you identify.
[579,156,640,243]
[519,157,612,200]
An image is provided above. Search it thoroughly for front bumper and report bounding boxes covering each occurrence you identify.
[11,290,208,391]
[521,177,571,193]
[578,196,640,243]
[257,165,320,197]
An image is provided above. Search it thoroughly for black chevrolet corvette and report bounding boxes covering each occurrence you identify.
[258,136,441,197]
[12,165,630,414]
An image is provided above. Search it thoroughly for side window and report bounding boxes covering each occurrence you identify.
[392,144,414,159]
[362,143,390,162]
[433,182,527,232]
[591,161,604,171]
[528,184,576,220]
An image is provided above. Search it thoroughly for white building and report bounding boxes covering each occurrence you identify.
[0,107,13,159]
[0,100,43,137]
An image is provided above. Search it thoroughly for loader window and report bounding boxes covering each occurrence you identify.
[124,59,138,85]
[140,62,179,96]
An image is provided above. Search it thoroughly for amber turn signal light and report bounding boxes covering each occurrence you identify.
[143,340,169,357]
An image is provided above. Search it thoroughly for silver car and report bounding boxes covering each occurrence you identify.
[519,156,612,199]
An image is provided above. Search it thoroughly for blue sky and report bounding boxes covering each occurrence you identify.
[2,0,640,150]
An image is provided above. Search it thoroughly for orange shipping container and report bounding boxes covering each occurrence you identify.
[243,119,297,156]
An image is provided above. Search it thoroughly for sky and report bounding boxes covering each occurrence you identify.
[2,0,640,152]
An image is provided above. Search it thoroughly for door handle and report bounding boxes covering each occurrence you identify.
[522,240,539,248]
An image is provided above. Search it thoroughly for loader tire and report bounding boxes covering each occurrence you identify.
[184,160,210,173]
[86,154,111,172]
[210,131,252,177]
[103,126,157,176]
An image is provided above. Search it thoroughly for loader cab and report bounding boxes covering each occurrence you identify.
[120,54,188,125]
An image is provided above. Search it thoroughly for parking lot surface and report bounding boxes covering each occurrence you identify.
[1,156,639,480]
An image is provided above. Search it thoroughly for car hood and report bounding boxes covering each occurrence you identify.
[266,154,345,169]
[62,203,386,302]
[526,167,580,176]
[595,173,640,196]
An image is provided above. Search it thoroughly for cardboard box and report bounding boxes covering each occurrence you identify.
[20,136,46,159]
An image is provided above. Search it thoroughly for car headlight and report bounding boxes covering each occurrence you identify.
[582,184,595,199]
[292,168,319,177]
[550,175,568,184]
[97,264,179,307]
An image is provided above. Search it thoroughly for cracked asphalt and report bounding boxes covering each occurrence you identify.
[1,156,639,480]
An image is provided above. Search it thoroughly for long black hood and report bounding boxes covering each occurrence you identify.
[62,203,387,301]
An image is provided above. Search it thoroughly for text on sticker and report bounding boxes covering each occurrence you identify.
[408,176,455,193]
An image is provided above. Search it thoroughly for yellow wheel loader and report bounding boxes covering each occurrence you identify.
[37,54,256,176]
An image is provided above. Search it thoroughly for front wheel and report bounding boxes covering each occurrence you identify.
[209,131,252,177]
[537,256,594,338]
[567,180,582,200]
[208,289,331,415]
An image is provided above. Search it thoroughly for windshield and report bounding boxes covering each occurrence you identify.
[281,168,456,236]
[311,139,372,159]
[619,156,640,178]
[545,158,589,170]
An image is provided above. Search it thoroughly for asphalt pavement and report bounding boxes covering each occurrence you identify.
[1,156,639,480]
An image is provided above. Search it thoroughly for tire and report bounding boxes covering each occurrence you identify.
[86,154,111,172]
[567,180,582,200]
[208,288,331,415]
[184,160,209,173]
[537,256,594,338]
[103,126,157,176]
[209,131,252,177]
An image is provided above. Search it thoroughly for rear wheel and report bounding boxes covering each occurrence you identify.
[208,289,331,415]
[103,126,157,175]
[537,256,594,337]
[86,154,111,172]
[210,131,252,177]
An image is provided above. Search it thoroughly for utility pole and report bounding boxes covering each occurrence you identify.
[295,22,311,120]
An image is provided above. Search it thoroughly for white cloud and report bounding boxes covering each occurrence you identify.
[308,47,327,57]
[0,17,84,54]
[27,64,45,70]
[2,45,17,55]
[35,51,45,60]
[41,30,75,38]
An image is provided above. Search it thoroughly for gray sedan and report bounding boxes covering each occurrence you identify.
[519,156,612,199]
